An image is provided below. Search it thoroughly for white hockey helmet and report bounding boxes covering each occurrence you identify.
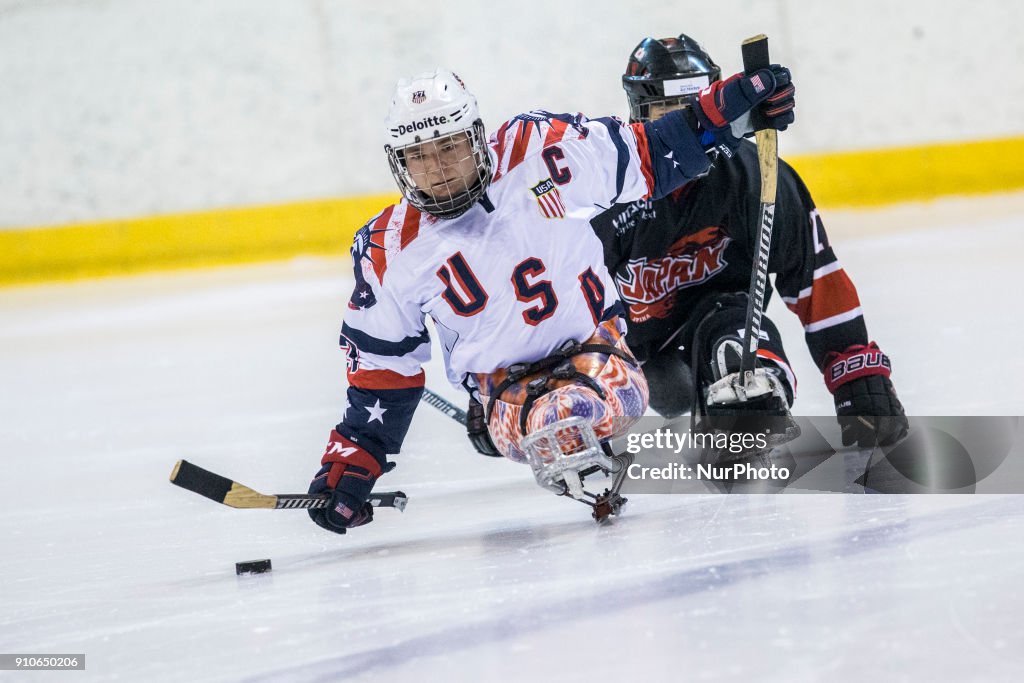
[384,69,492,219]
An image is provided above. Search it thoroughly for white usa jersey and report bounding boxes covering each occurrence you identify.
[342,111,664,393]
[336,109,709,456]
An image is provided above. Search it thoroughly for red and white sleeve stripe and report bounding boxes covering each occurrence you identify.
[782,261,863,333]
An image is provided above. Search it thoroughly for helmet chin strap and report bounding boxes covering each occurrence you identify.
[415,178,484,220]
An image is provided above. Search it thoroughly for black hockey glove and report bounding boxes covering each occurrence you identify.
[307,429,394,534]
[467,396,502,457]
[823,343,908,448]
[694,65,795,153]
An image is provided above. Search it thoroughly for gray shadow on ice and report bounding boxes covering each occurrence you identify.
[242,496,1024,682]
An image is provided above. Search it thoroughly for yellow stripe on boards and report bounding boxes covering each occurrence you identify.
[0,194,398,285]
[2,135,1023,286]
[787,136,1024,208]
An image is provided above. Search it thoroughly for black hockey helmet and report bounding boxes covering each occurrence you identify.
[622,34,721,123]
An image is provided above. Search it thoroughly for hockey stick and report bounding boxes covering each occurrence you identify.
[420,387,467,426]
[170,391,460,511]
[737,34,779,389]
[169,459,408,511]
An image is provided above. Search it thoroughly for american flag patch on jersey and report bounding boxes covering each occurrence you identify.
[531,178,566,219]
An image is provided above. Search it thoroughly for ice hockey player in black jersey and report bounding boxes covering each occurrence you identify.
[466,33,907,458]
[602,33,907,445]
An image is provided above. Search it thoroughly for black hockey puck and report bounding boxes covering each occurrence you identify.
[235,559,272,575]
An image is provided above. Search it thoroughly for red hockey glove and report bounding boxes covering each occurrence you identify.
[307,429,391,534]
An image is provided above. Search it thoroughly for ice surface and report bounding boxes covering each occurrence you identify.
[2,200,1024,682]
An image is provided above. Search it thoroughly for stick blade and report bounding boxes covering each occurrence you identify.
[169,459,276,509]
[170,459,232,501]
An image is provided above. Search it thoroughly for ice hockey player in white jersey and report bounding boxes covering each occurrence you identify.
[308,66,796,534]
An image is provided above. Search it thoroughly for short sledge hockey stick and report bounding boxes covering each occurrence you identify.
[737,33,779,388]
[169,459,408,512]
[419,387,467,426]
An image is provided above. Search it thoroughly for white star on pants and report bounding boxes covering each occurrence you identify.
[664,150,680,168]
[366,399,387,424]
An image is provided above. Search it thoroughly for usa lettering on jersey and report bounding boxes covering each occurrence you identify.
[531,178,566,218]
[333,108,712,458]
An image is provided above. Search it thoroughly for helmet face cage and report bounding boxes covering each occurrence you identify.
[622,34,721,123]
[386,119,491,220]
[627,94,697,124]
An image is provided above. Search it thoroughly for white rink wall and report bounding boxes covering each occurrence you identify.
[1,0,1022,227]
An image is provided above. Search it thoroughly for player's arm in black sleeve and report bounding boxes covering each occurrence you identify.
[769,159,907,446]
[768,158,869,371]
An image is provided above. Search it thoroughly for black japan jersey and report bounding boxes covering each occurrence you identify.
[590,140,868,371]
